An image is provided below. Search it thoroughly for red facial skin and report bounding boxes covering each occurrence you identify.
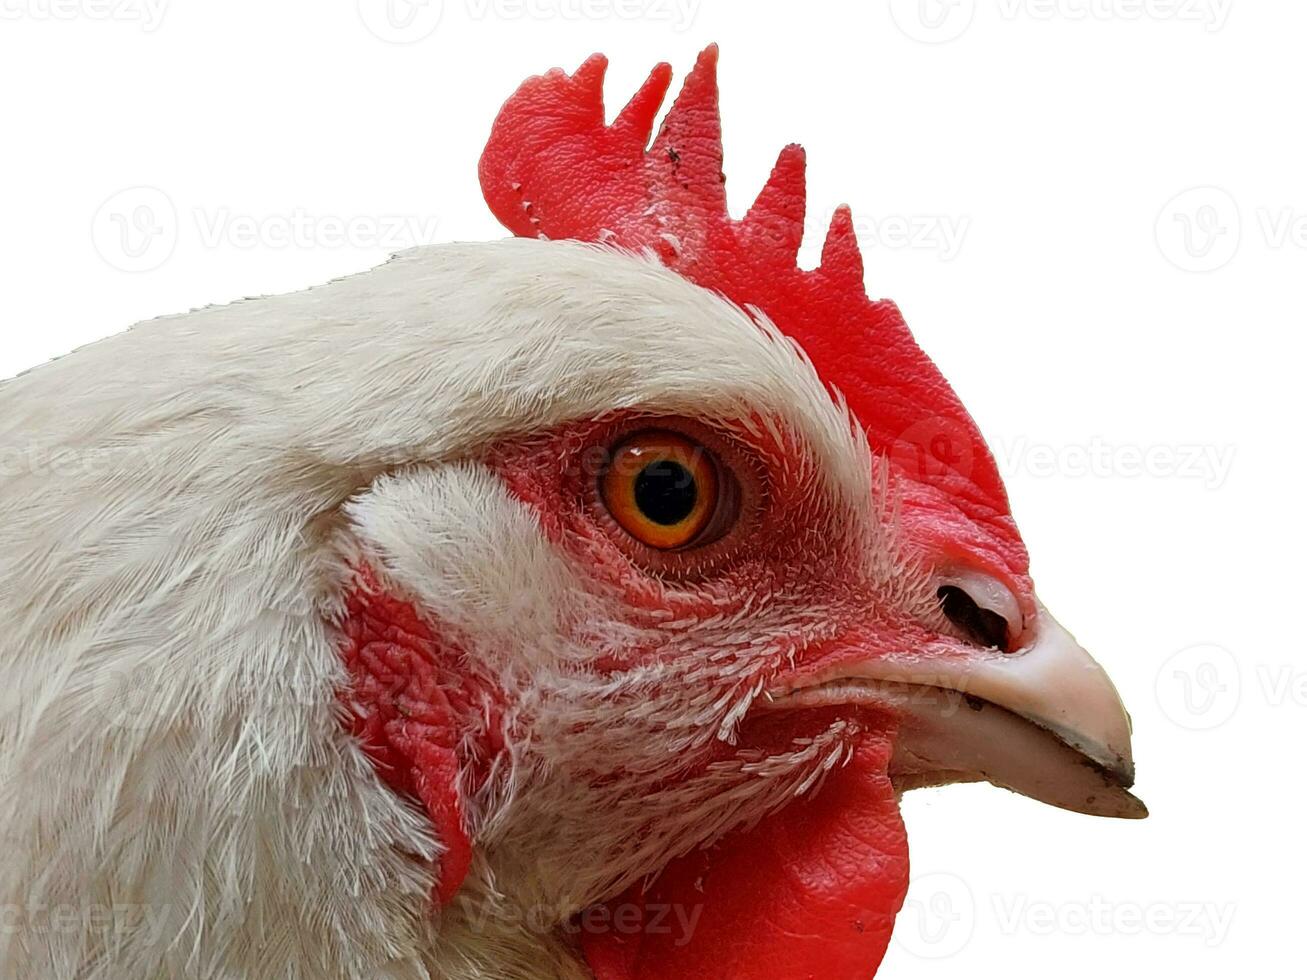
[336,412,1019,978]
[496,418,906,666]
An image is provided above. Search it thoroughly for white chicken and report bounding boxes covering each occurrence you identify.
[0,47,1142,980]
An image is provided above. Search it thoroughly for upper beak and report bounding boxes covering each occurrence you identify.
[776,601,1147,819]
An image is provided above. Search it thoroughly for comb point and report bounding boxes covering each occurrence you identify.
[648,44,726,215]
[743,144,808,261]
[820,205,865,291]
[612,62,673,147]
[571,52,608,94]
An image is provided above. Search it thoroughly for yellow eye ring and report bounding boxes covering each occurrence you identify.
[600,431,721,551]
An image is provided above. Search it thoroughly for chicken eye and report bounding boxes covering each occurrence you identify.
[599,431,727,550]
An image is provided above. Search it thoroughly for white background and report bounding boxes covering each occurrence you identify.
[1,2,1300,977]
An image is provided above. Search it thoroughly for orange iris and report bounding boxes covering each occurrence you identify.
[600,431,720,550]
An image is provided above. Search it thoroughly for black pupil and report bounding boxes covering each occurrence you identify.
[634,460,699,526]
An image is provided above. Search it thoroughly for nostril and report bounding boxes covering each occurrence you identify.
[937,585,1011,651]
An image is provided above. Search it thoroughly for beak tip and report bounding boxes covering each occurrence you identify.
[1090,761,1147,819]
[1117,791,1150,820]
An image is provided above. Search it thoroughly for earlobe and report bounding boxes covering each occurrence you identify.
[336,565,476,906]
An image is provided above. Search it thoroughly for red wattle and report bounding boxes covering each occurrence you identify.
[581,733,908,980]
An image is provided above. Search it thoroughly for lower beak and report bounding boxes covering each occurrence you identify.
[777,602,1146,819]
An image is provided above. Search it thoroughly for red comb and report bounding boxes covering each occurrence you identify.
[480,46,1028,582]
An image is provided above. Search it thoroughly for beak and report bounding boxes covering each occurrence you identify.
[777,602,1147,819]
